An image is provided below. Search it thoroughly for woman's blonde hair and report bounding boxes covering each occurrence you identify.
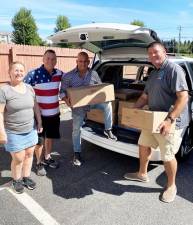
[9,61,25,72]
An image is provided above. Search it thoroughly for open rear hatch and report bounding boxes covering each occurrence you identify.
[48,23,160,60]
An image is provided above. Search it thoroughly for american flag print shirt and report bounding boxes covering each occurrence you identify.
[24,65,64,117]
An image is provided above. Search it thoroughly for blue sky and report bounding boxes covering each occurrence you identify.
[1,0,193,41]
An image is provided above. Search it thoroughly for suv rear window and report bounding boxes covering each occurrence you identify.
[188,62,193,72]
[99,64,153,90]
[179,63,192,91]
[123,65,138,80]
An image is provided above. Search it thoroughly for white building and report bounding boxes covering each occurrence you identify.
[0,32,12,43]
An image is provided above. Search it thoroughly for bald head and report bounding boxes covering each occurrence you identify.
[77,51,89,59]
[76,51,90,75]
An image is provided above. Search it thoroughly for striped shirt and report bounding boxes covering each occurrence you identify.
[24,65,63,117]
[60,67,102,99]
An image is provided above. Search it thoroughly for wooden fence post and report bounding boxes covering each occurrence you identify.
[10,46,16,63]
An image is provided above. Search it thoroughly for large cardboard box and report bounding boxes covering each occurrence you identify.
[67,84,115,108]
[118,101,135,116]
[118,101,148,115]
[120,108,175,133]
[118,101,136,128]
[87,100,117,124]
[86,109,116,124]
[115,89,142,100]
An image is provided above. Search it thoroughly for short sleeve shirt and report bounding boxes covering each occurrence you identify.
[24,65,63,117]
[60,67,102,113]
[0,84,35,134]
[144,59,189,128]
[60,67,102,99]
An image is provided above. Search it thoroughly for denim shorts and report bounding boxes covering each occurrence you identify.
[4,129,38,152]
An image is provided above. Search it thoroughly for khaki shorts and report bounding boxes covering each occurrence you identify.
[138,129,185,162]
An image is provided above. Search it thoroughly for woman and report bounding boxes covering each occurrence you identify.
[0,61,42,194]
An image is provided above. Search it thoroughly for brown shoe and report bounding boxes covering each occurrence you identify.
[161,186,177,203]
[123,172,150,183]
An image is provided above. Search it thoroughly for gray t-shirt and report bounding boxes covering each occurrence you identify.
[144,59,189,129]
[0,83,35,134]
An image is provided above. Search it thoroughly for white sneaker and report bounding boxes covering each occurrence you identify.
[104,129,117,141]
[72,153,82,166]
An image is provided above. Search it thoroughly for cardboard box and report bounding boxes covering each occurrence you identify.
[119,108,175,133]
[86,100,117,124]
[67,84,115,108]
[115,89,142,100]
[118,101,149,117]
[118,101,135,116]
[86,109,116,124]
[118,101,136,128]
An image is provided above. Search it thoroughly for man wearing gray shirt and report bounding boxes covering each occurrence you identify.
[60,51,117,166]
[124,42,189,203]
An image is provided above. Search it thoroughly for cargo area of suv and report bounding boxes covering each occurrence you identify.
[82,62,162,160]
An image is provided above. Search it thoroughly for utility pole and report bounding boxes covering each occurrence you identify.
[177,26,182,54]
[173,39,175,53]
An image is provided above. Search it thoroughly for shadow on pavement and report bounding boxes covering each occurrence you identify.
[43,119,163,199]
[1,116,193,204]
[0,148,12,185]
[155,151,193,204]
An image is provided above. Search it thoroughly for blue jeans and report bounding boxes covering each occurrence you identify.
[72,102,113,153]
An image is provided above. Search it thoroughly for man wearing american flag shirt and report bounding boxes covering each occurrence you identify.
[60,51,117,167]
[24,50,63,176]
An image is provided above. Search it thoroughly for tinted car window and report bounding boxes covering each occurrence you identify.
[123,65,138,80]
[188,62,193,73]
[179,63,192,91]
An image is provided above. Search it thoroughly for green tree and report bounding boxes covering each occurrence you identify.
[163,39,178,53]
[130,20,145,27]
[54,15,71,33]
[54,15,71,47]
[171,39,178,53]
[180,40,192,54]
[12,7,42,45]
[190,41,193,54]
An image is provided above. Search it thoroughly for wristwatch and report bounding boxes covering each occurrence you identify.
[166,115,175,124]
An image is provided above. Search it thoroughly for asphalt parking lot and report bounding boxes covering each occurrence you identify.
[0,108,193,225]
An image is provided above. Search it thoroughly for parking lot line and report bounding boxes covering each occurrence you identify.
[0,181,11,191]
[3,187,60,225]
[0,187,4,191]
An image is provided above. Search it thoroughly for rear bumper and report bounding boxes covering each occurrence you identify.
[81,128,161,161]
